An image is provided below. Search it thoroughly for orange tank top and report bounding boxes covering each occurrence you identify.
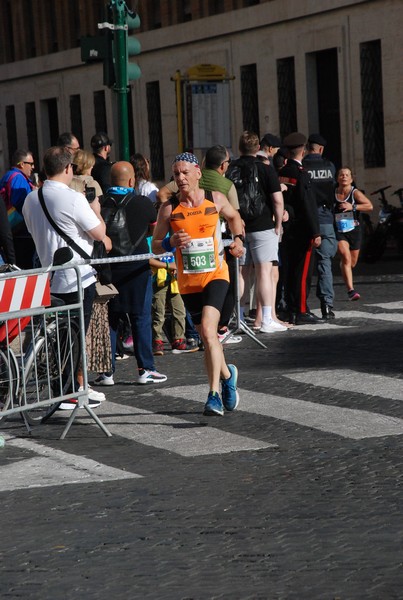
[170,196,229,294]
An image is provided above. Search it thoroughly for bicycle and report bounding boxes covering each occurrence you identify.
[363,186,403,262]
[0,264,30,421]
[0,297,81,426]
[22,307,81,425]
[0,255,82,427]
[0,342,20,419]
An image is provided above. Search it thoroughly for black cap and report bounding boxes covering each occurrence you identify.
[91,132,113,151]
[260,133,281,148]
[276,146,289,158]
[283,132,307,148]
[308,133,327,146]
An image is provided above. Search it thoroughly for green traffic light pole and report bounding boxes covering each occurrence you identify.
[110,0,130,161]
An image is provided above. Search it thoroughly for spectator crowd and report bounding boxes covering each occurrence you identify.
[0,128,373,416]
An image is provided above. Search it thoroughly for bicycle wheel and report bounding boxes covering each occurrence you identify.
[22,318,81,425]
[0,348,19,423]
[42,318,81,422]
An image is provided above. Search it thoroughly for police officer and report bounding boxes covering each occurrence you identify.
[303,134,338,319]
[279,133,321,325]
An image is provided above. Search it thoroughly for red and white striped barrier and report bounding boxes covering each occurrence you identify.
[0,273,51,314]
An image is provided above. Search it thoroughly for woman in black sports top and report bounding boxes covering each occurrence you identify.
[334,167,373,301]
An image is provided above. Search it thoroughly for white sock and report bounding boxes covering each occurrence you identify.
[262,306,272,323]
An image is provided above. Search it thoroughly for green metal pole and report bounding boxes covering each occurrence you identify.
[111,0,130,160]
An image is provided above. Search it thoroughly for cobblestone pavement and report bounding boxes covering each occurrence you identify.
[1,258,403,600]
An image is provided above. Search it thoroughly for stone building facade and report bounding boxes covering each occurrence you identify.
[0,0,401,196]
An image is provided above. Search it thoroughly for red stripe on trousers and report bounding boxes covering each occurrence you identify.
[299,240,313,314]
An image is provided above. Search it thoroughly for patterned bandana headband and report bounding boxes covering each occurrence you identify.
[172,152,199,166]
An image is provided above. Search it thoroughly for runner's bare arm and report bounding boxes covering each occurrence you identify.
[353,189,373,212]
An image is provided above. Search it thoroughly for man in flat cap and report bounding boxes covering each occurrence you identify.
[91,131,114,194]
[259,133,282,166]
[278,132,321,324]
[303,134,337,319]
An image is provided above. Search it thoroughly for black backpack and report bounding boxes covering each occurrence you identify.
[101,191,148,257]
[226,159,266,221]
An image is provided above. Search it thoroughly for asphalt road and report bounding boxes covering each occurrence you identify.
[1,256,403,600]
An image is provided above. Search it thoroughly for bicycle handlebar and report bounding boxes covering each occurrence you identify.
[371,185,391,196]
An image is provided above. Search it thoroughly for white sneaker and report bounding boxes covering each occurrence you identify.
[93,374,115,386]
[78,386,106,401]
[218,329,243,344]
[260,321,288,333]
[59,398,101,410]
[137,369,167,384]
[220,334,243,344]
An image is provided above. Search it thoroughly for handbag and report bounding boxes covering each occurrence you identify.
[94,281,119,304]
[91,240,112,284]
[38,187,112,284]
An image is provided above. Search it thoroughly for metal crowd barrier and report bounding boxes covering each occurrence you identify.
[0,262,111,439]
[0,252,176,440]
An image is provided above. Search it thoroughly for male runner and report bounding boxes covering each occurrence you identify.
[152,153,244,416]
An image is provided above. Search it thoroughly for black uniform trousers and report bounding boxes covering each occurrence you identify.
[281,229,315,317]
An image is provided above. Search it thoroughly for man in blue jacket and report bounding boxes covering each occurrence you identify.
[0,149,36,268]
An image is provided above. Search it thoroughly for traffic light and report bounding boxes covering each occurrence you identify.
[126,12,141,83]
[82,3,142,88]
[80,32,115,87]
[80,35,107,63]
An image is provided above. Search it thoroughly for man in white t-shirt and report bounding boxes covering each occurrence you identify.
[23,146,110,407]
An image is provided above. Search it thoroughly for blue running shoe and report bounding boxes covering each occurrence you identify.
[221,364,239,411]
[203,391,224,416]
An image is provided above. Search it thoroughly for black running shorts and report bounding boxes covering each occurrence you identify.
[336,225,362,251]
[181,279,229,325]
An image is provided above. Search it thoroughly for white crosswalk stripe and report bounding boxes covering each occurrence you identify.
[0,435,142,492]
[91,400,275,456]
[285,370,403,401]
[365,301,403,310]
[336,310,403,323]
[290,322,354,330]
[152,385,403,440]
[284,307,403,329]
